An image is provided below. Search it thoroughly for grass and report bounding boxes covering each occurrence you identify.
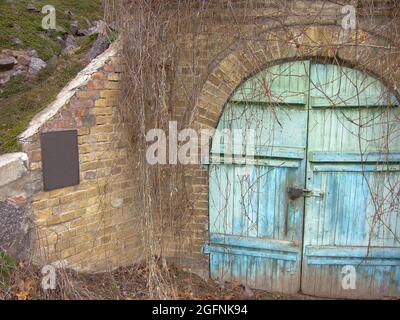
[0,0,103,60]
[0,57,84,153]
[0,250,15,288]
[0,0,104,153]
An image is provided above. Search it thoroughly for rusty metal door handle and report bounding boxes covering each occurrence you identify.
[287,187,324,200]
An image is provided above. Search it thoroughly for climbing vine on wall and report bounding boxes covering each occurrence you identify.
[104,0,400,298]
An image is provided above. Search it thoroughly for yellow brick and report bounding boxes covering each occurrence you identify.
[97,98,117,107]
[96,116,114,125]
[33,192,49,202]
[85,205,100,215]
[61,229,77,240]
[108,73,120,81]
[90,125,114,134]
[37,233,60,245]
[70,234,94,246]
[100,90,119,98]
[94,99,109,107]
[30,162,41,170]
[55,241,72,251]
[34,207,53,218]
[47,210,83,226]
[33,200,48,210]
[61,248,76,259]
[75,226,88,235]
[104,81,119,89]
[60,191,87,204]
[35,218,47,226]
[86,188,98,198]
[96,134,111,142]
[80,162,98,171]
[80,154,95,163]
[92,107,113,115]
[78,128,90,136]
[47,198,60,207]
[49,186,74,198]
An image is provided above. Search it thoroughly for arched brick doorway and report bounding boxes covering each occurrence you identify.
[190,26,400,298]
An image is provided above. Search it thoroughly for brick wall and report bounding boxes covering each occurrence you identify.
[19,45,140,271]
[150,0,400,275]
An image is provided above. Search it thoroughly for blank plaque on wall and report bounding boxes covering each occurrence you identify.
[40,130,80,191]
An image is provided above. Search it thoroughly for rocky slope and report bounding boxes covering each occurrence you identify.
[0,0,110,153]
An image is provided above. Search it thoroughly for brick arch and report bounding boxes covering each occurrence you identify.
[189,25,400,131]
[184,25,400,265]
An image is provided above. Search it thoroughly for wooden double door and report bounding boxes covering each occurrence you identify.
[205,61,400,298]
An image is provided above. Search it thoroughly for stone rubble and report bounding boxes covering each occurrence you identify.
[0,49,47,87]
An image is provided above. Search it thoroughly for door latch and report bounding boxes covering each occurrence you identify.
[287,187,324,200]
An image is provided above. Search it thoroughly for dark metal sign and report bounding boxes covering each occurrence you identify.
[40,130,80,191]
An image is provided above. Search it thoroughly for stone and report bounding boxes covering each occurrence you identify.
[77,20,107,37]
[28,57,47,74]
[56,25,67,34]
[0,74,11,86]
[77,29,91,37]
[70,21,79,35]
[48,55,58,67]
[111,198,124,208]
[12,37,23,46]
[0,153,28,188]
[7,194,27,208]
[0,54,17,71]
[26,2,39,12]
[65,35,77,47]
[64,10,74,19]
[91,20,107,35]
[243,285,254,297]
[56,36,66,47]
[28,49,39,58]
[86,34,110,60]
[0,201,27,252]
[17,54,31,66]
[62,35,79,55]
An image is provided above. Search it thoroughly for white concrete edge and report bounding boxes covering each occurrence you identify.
[0,152,29,188]
[0,152,28,167]
[17,41,119,142]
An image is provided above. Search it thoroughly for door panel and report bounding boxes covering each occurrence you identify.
[205,61,309,293]
[302,64,400,298]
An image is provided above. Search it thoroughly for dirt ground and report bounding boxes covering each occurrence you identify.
[0,261,315,300]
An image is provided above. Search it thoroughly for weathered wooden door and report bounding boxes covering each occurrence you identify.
[205,61,400,298]
[205,61,310,293]
[302,64,400,298]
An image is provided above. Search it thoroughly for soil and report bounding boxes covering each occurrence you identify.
[1,262,316,300]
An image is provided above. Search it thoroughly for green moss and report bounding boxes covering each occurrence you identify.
[0,57,84,153]
[75,33,99,55]
[0,251,15,287]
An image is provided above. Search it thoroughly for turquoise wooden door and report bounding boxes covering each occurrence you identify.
[205,61,310,293]
[204,61,400,298]
[302,64,400,298]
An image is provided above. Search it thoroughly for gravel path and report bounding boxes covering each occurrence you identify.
[0,201,25,250]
